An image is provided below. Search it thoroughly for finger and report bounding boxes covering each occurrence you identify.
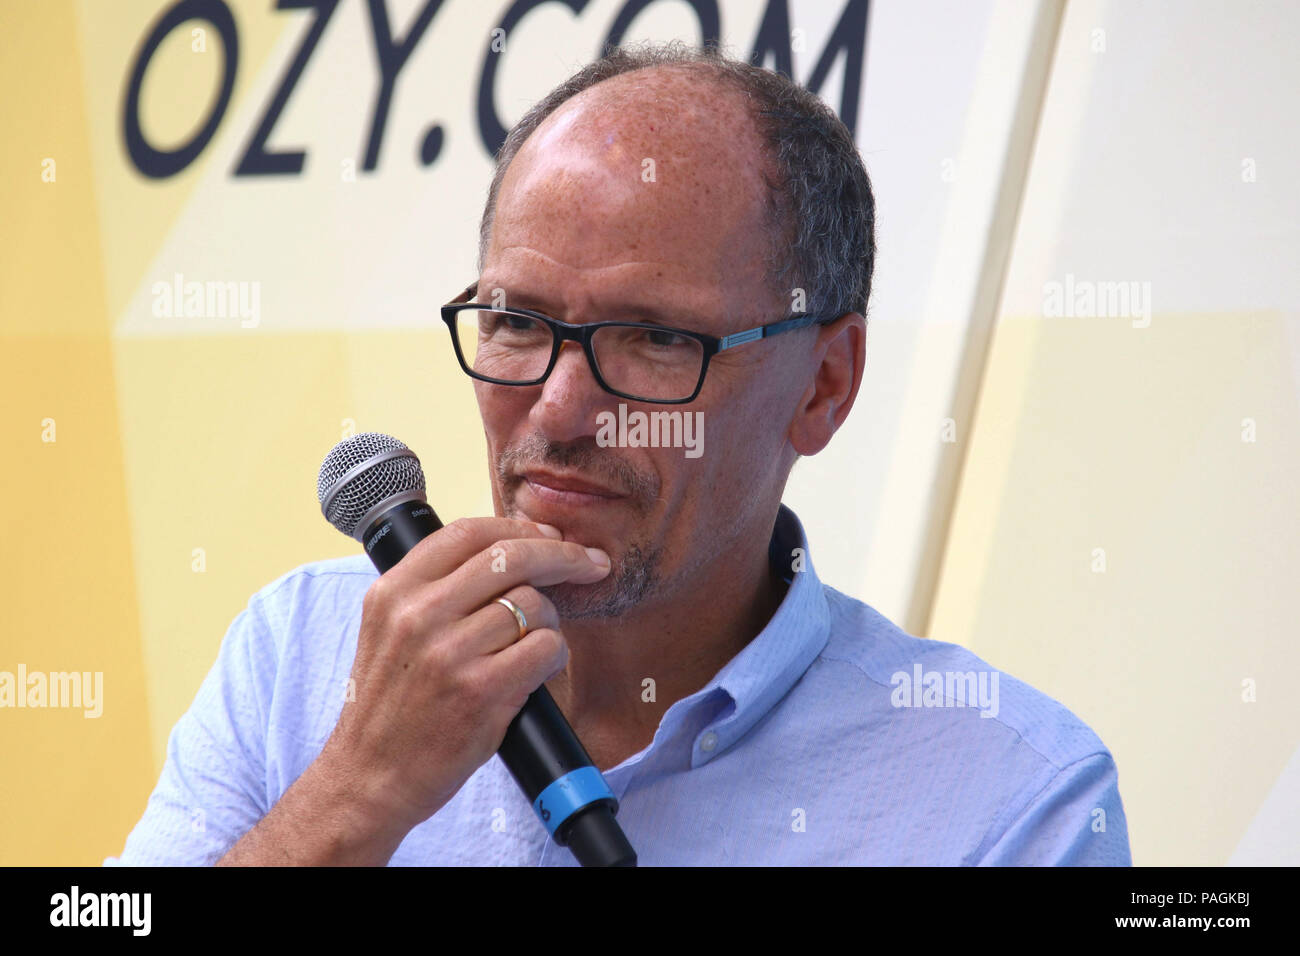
[387,517,563,585]
[460,586,561,657]
[434,537,611,618]
[484,627,569,708]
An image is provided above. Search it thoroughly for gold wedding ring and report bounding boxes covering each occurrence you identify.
[494,596,529,640]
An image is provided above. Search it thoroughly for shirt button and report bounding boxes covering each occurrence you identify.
[700,731,718,752]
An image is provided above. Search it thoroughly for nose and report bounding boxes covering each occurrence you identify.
[528,340,615,443]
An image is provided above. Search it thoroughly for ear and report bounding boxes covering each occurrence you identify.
[788,312,866,456]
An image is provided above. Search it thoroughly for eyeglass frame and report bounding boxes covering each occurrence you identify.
[440,281,840,405]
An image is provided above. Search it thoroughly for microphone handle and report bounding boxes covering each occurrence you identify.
[360,498,637,867]
[500,686,637,867]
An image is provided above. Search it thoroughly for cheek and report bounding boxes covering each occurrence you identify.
[671,405,751,496]
[705,378,789,463]
[476,384,533,445]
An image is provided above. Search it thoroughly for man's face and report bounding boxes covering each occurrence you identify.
[475,68,810,618]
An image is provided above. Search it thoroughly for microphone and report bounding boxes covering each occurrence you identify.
[317,432,637,867]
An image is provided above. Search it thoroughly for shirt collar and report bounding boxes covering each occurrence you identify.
[685,503,830,767]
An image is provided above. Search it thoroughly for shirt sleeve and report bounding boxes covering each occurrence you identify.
[103,595,276,866]
[975,751,1132,866]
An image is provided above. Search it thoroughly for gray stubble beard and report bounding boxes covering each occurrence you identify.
[496,434,667,621]
[537,540,664,620]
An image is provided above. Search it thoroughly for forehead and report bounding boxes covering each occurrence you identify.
[484,66,780,323]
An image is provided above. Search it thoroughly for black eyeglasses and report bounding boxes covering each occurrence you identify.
[441,282,837,404]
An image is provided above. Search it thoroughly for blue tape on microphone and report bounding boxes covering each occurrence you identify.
[531,766,615,835]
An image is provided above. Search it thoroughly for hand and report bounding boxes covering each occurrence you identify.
[320,517,612,838]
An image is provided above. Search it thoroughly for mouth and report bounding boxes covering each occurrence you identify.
[516,469,627,508]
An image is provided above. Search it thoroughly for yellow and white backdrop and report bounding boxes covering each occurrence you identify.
[2,0,1296,865]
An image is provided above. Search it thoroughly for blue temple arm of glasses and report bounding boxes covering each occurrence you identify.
[717,313,835,351]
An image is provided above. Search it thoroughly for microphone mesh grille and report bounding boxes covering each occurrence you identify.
[317,433,425,537]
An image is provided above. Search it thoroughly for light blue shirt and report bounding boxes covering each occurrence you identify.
[107,505,1130,865]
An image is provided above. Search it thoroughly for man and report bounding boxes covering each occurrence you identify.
[108,43,1130,866]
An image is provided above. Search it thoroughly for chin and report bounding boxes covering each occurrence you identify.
[540,540,663,620]
[538,581,625,621]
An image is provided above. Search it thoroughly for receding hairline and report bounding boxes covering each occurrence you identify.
[510,60,771,168]
[483,57,789,280]
[478,41,876,320]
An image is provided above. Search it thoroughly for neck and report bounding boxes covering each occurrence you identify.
[544,516,788,770]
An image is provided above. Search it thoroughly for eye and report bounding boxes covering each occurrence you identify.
[644,328,690,348]
[482,312,542,336]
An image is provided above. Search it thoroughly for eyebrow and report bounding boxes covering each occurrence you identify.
[479,284,711,329]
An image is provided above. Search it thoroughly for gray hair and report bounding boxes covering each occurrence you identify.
[477,40,876,322]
